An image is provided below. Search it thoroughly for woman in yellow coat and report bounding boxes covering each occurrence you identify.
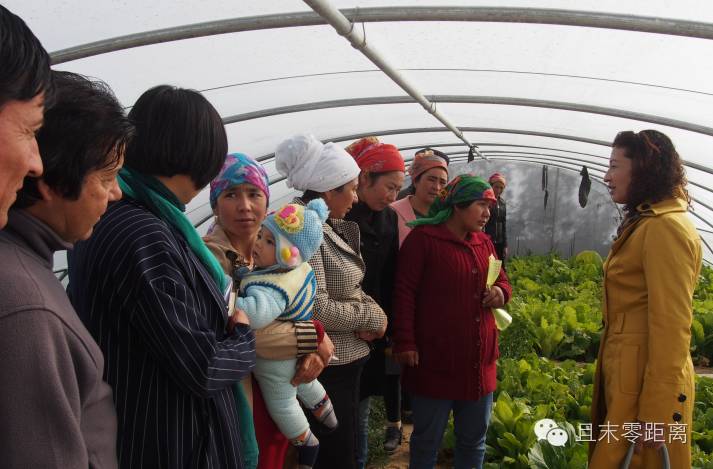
[589,130,702,469]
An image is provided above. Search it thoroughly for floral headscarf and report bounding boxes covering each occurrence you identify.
[209,153,270,208]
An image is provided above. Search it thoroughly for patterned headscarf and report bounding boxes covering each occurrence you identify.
[408,174,496,227]
[345,136,405,173]
[209,153,270,208]
[410,149,449,180]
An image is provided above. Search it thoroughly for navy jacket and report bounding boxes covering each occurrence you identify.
[68,199,255,469]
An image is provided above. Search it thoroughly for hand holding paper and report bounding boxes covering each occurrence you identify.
[486,254,512,330]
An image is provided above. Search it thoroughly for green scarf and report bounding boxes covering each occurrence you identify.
[118,167,228,292]
[408,174,496,228]
[118,168,258,468]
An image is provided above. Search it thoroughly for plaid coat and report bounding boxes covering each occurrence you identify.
[295,198,387,365]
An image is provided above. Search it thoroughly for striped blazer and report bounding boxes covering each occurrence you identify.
[67,199,256,469]
[294,198,387,365]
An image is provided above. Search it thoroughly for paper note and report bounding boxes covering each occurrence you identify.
[486,254,502,289]
[485,254,512,330]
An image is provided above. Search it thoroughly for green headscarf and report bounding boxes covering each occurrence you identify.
[408,174,497,228]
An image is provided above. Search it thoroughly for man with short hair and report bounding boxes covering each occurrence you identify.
[0,5,53,228]
[0,70,134,468]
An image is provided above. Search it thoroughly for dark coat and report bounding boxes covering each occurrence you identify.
[68,199,256,469]
[345,202,400,397]
[393,224,511,401]
[484,197,507,247]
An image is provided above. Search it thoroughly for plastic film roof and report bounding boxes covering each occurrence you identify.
[10,0,713,264]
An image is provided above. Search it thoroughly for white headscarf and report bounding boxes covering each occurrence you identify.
[275,134,361,193]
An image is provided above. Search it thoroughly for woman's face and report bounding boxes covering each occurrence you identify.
[214,183,268,239]
[604,147,632,204]
[491,182,505,198]
[454,200,492,233]
[413,167,448,206]
[323,178,359,219]
[358,171,404,211]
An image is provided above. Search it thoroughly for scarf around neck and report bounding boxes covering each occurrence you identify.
[118,167,228,293]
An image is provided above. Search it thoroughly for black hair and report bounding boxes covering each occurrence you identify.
[15,71,134,208]
[362,170,399,187]
[124,85,227,189]
[301,183,348,203]
[0,5,54,109]
[612,129,689,215]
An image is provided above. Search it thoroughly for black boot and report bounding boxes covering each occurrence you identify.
[383,425,403,454]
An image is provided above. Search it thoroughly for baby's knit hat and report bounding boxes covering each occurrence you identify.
[262,198,329,269]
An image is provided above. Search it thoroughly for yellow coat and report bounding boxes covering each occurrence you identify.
[589,197,702,469]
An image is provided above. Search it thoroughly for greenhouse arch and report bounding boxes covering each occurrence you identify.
[7,1,713,467]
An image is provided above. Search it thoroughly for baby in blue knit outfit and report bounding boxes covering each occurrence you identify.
[233,199,336,468]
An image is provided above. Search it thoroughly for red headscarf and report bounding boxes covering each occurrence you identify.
[345,136,405,173]
[489,172,506,186]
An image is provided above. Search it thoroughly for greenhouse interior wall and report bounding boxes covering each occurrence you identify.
[7,1,713,467]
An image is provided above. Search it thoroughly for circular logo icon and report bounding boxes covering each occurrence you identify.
[546,427,569,447]
[534,418,558,440]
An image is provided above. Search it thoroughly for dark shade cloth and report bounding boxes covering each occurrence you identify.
[68,199,256,469]
[579,166,592,208]
[392,223,511,401]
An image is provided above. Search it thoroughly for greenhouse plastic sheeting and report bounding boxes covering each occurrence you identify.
[9,0,713,267]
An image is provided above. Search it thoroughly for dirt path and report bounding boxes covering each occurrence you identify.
[368,423,451,469]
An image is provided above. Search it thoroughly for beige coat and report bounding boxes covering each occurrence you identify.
[589,197,702,469]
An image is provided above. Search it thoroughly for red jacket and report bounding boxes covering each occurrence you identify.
[393,224,512,401]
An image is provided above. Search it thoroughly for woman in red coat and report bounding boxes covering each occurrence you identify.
[393,174,512,469]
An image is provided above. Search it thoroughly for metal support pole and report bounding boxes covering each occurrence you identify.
[51,7,713,64]
[301,0,483,158]
[224,94,713,137]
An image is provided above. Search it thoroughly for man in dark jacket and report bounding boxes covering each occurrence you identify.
[484,172,508,261]
[0,71,134,468]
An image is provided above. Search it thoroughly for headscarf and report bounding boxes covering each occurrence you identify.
[275,134,360,192]
[409,149,449,181]
[408,174,496,228]
[489,172,506,187]
[209,153,270,208]
[345,136,405,173]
